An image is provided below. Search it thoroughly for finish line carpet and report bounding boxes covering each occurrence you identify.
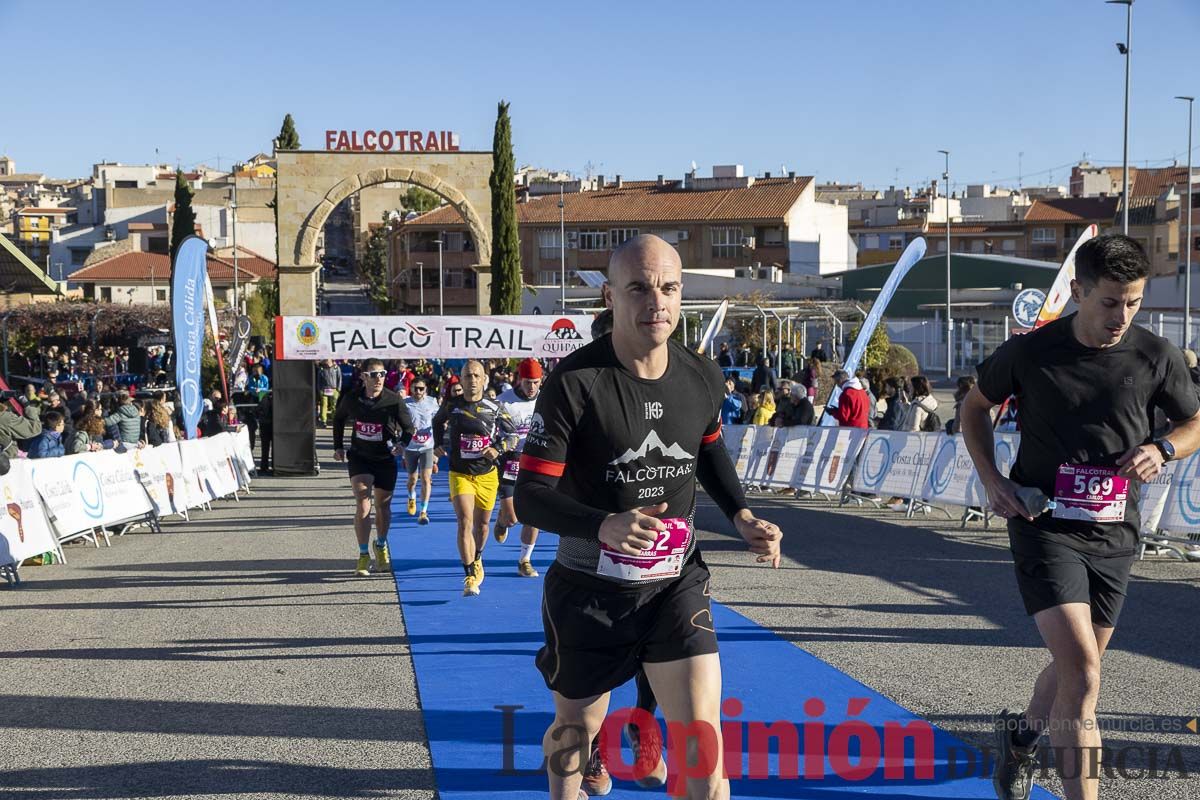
[386,474,1053,798]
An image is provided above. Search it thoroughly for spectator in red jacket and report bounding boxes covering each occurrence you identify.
[831,369,870,428]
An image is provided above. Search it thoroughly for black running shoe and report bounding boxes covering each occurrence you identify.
[993,709,1038,800]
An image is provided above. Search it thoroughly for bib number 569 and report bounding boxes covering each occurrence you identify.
[1073,475,1113,496]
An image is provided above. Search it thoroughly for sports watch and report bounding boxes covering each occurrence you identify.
[1153,438,1176,462]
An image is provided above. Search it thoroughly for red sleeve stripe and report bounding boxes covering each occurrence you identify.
[520,454,566,477]
[701,422,722,445]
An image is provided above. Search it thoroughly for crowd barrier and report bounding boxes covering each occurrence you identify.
[724,424,1200,560]
[0,428,256,584]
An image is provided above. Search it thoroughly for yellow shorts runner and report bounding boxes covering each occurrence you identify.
[448,469,499,513]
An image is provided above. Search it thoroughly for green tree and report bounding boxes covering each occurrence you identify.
[488,100,522,315]
[402,186,441,215]
[360,212,393,313]
[277,113,300,149]
[272,114,300,317]
[848,317,891,370]
[170,169,196,259]
[245,286,275,340]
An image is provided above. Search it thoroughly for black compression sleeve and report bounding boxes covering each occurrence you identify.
[514,471,610,540]
[696,441,749,521]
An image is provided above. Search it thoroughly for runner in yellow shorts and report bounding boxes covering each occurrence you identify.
[449,469,500,512]
[433,359,518,596]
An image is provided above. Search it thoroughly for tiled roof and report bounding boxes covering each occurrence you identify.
[127,222,167,231]
[1119,166,1189,226]
[16,207,75,215]
[1024,197,1119,222]
[0,173,46,184]
[70,247,275,283]
[406,176,814,228]
[924,222,1024,235]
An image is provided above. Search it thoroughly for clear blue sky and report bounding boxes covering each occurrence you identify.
[3,0,1198,192]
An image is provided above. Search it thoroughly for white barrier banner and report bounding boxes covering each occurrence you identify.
[0,463,58,565]
[731,426,757,480]
[1138,460,1178,534]
[28,450,154,536]
[205,435,242,499]
[920,433,1019,508]
[179,439,218,507]
[764,427,810,489]
[277,314,592,361]
[743,427,779,486]
[851,431,936,499]
[234,426,256,478]
[792,426,870,493]
[1153,452,1200,532]
[133,444,186,518]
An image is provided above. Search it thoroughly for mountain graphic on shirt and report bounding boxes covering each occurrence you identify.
[609,430,695,465]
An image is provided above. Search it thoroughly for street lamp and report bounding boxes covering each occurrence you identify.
[1178,95,1195,348]
[938,149,952,378]
[1108,0,1133,234]
[231,182,240,313]
[434,238,444,315]
[559,184,566,312]
[417,260,425,313]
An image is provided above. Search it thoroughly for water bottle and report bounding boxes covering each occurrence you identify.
[1014,487,1056,518]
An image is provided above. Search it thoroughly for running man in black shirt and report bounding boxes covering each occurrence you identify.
[433,359,519,596]
[333,358,415,576]
[961,235,1200,800]
[515,235,782,800]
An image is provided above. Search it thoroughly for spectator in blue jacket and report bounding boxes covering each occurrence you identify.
[247,363,270,400]
[721,377,745,425]
[28,411,66,459]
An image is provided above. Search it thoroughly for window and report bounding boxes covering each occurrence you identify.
[100,287,112,302]
[888,236,904,251]
[1194,236,1200,252]
[444,269,465,289]
[711,226,743,258]
[609,228,639,247]
[1002,239,1016,252]
[861,234,879,250]
[971,240,985,253]
[30,233,40,242]
[761,227,784,246]
[70,248,88,265]
[936,239,947,252]
[1032,228,1056,243]
[537,270,564,286]
[156,289,167,302]
[578,229,608,251]
[1156,236,1163,254]
[441,231,464,252]
[537,228,561,259]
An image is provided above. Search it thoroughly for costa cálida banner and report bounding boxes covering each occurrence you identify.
[274,315,593,360]
[172,236,210,439]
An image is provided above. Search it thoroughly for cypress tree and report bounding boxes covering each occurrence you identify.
[171,169,196,259]
[488,101,522,315]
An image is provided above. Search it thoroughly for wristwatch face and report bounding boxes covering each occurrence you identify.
[1157,439,1176,461]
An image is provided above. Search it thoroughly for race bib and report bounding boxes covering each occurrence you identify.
[322,388,335,396]
[354,421,384,442]
[503,459,520,481]
[1052,464,1129,524]
[597,517,691,582]
[459,434,491,456]
[412,430,432,446]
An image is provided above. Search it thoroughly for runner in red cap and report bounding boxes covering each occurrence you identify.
[495,358,546,576]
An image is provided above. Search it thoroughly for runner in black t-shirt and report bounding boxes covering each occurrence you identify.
[332,357,415,576]
[961,235,1200,800]
[515,235,782,800]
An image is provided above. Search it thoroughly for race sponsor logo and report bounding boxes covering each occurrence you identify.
[535,318,587,357]
[296,319,320,347]
[605,429,696,485]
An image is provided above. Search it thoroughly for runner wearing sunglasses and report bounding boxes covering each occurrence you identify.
[333,357,415,576]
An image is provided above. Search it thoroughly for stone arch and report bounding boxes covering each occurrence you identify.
[295,167,491,267]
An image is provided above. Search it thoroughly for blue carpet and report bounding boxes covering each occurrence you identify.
[387,466,1053,798]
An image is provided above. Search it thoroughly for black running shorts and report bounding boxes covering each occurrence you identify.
[347,454,399,493]
[1008,519,1135,628]
[536,556,718,700]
